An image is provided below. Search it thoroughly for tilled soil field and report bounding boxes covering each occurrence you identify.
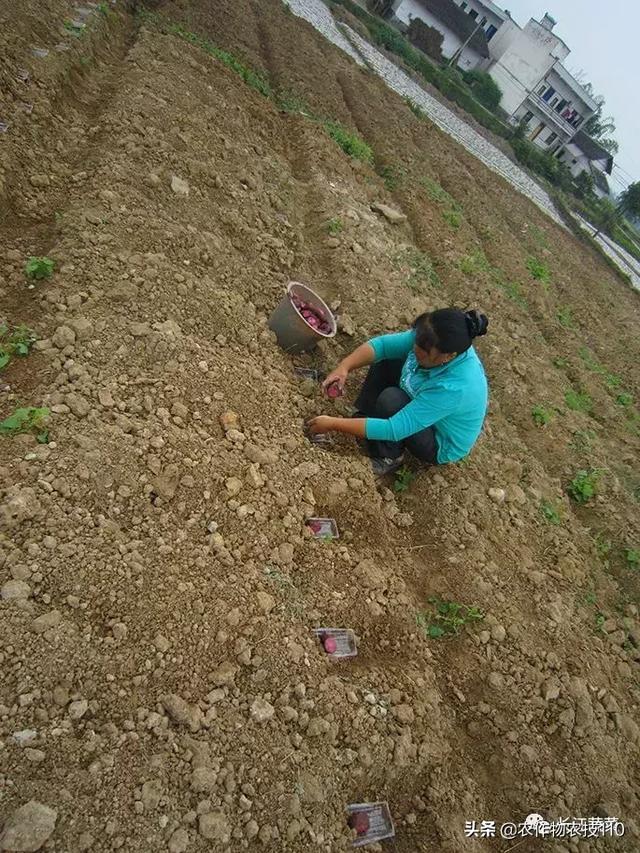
[0,1,639,851]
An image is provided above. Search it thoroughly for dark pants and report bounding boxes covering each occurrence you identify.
[354,359,439,464]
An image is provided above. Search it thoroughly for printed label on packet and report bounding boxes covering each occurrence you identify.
[347,802,395,847]
[313,628,358,659]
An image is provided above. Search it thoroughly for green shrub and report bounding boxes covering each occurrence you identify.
[462,69,503,111]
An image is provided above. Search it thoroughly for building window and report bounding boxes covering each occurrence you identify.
[460,1,467,8]
[546,131,558,144]
[480,16,487,24]
[538,84,547,95]
[550,97,559,107]
[486,24,497,39]
[469,9,478,19]
[522,111,534,124]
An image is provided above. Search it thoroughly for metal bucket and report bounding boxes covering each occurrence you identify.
[268,281,336,354]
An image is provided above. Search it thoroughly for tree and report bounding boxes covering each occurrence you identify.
[574,170,595,200]
[580,85,619,155]
[618,181,640,218]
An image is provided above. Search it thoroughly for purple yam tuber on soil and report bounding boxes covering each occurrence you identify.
[348,812,370,836]
[326,381,342,398]
[323,635,338,654]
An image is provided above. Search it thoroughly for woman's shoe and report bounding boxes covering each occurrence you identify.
[370,455,404,476]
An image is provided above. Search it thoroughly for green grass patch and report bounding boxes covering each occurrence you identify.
[497,280,527,309]
[416,597,484,639]
[0,324,36,371]
[442,209,462,229]
[568,468,601,505]
[377,163,407,191]
[557,306,574,328]
[531,405,553,427]
[526,256,551,288]
[616,392,633,407]
[459,249,490,275]
[553,357,568,369]
[624,548,640,569]
[565,389,592,413]
[323,120,373,164]
[394,247,440,292]
[0,407,49,443]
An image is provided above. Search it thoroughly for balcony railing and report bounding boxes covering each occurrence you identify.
[528,92,581,137]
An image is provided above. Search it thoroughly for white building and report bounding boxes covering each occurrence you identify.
[394,0,491,70]
[556,131,613,198]
[484,13,598,153]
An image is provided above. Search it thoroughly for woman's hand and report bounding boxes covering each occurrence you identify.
[321,365,349,396]
[307,415,335,435]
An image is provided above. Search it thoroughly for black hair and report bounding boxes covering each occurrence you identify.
[413,308,489,354]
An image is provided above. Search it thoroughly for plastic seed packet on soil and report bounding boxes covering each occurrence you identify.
[294,367,324,381]
[305,517,339,539]
[346,802,395,847]
[314,628,357,659]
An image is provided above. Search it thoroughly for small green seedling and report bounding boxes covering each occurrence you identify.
[0,324,36,370]
[442,209,461,228]
[568,468,601,505]
[326,217,343,236]
[565,389,592,413]
[25,256,54,280]
[498,280,527,309]
[616,392,633,407]
[0,407,49,443]
[540,499,561,525]
[553,357,568,369]
[595,611,606,632]
[557,306,574,328]
[417,597,484,638]
[531,405,553,427]
[624,548,640,569]
[526,256,551,285]
[394,465,416,493]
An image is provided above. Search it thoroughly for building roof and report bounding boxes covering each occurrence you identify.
[420,0,491,57]
[552,63,598,111]
[573,130,614,174]
[474,0,509,21]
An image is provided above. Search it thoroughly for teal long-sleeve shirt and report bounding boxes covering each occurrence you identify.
[364,330,489,464]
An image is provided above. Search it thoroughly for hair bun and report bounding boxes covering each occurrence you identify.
[464,309,489,339]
